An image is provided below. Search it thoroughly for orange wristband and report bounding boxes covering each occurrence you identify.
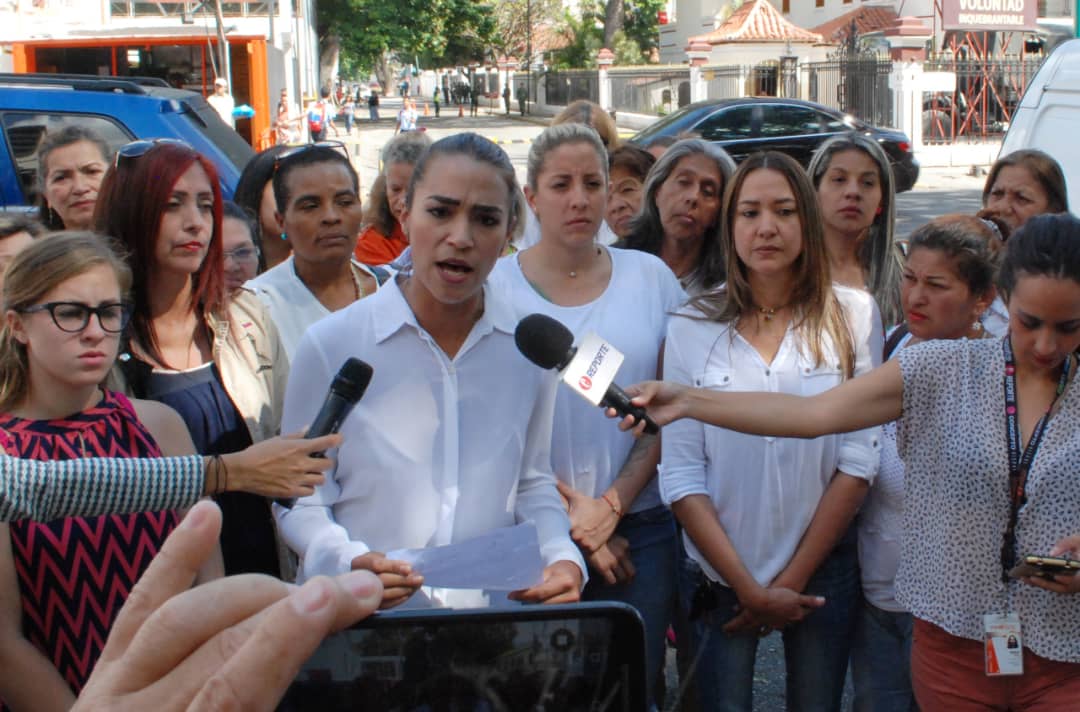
[601,492,623,518]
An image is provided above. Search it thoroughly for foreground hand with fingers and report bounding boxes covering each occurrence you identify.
[220,431,341,499]
[74,500,382,712]
[350,552,424,609]
[606,380,689,434]
[509,560,584,604]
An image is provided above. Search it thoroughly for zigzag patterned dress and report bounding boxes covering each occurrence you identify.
[0,390,179,695]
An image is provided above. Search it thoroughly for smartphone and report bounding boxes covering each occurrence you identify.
[277,602,647,712]
[1008,554,1080,580]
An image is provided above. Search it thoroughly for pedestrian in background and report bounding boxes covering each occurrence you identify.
[502,85,511,115]
[368,89,380,121]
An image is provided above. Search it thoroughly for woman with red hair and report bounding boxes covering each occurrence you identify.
[94,140,290,579]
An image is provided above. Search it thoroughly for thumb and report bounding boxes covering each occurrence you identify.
[555,480,580,502]
[800,594,826,609]
[1050,535,1080,558]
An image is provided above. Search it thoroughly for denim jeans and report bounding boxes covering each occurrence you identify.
[850,596,916,712]
[679,527,860,712]
[583,505,676,707]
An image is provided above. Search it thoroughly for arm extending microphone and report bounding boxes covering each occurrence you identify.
[514,314,659,434]
[275,358,374,509]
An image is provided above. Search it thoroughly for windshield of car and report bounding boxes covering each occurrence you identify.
[632,106,708,144]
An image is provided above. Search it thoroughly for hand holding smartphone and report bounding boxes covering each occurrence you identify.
[1008,554,1080,580]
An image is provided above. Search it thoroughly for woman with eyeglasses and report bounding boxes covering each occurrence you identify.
[0,232,220,709]
[221,201,261,292]
[94,140,290,580]
[249,142,385,359]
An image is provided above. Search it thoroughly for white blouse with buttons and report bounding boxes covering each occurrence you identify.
[660,284,883,587]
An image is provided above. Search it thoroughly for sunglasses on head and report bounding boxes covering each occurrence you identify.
[273,141,351,174]
[114,138,195,168]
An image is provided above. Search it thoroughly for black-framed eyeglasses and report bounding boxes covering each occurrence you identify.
[223,246,260,264]
[273,141,350,174]
[114,138,194,168]
[19,301,132,334]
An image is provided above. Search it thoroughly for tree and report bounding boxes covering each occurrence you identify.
[315,0,495,91]
[490,0,561,66]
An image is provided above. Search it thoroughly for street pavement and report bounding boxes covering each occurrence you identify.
[340,98,987,711]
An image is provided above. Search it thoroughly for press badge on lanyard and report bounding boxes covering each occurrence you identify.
[989,340,1073,676]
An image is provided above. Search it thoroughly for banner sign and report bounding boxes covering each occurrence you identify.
[941,0,1038,32]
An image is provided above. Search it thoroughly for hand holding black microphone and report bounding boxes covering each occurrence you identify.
[276,358,374,509]
[514,314,659,435]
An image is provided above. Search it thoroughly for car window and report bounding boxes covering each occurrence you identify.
[177,95,256,178]
[759,105,822,138]
[696,106,755,141]
[1,112,132,206]
[817,111,847,132]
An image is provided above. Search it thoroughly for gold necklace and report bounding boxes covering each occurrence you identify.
[757,304,787,322]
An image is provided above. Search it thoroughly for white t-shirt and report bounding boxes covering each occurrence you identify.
[661,285,882,586]
[397,108,418,131]
[274,278,585,608]
[246,257,381,359]
[490,246,686,512]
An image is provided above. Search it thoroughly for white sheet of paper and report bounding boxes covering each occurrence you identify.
[386,522,545,590]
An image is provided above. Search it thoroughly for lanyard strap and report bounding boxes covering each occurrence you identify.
[1000,337,1072,582]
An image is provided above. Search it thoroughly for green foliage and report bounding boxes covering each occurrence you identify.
[316,0,496,72]
[551,3,603,69]
[621,0,664,55]
[611,30,644,65]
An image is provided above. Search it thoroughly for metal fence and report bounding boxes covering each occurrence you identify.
[802,55,894,128]
[704,65,744,100]
[608,67,691,115]
[543,69,598,106]
[920,55,1043,143]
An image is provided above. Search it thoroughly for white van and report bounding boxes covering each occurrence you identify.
[1000,38,1080,210]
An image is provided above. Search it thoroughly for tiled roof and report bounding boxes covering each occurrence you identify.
[812,5,899,43]
[690,0,823,45]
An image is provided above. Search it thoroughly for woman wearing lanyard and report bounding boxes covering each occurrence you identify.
[624,212,1080,709]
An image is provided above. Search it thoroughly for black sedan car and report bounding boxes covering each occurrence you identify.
[630,97,920,193]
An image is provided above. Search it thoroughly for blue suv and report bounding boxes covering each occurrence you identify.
[0,73,254,211]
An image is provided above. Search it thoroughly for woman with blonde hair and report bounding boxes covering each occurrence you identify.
[661,152,881,710]
[0,232,219,708]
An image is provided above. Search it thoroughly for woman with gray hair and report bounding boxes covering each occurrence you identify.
[808,133,903,326]
[618,139,736,295]
[35,126,112,231]
[354,131,432,265]
[490,122,685,707]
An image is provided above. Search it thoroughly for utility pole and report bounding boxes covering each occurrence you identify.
[212,0,231,88]
[268,0,276,46]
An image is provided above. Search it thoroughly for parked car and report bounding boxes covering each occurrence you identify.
[0,73,255,212]
[1000,38,1080,210]
[630,97,920,193]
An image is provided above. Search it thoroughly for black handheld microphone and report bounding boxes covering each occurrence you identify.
[276,357,374,509]
[514,313,659,434]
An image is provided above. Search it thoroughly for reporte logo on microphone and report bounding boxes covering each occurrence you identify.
[563,334,624,406]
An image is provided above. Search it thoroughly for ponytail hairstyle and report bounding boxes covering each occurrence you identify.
[0,231,131,411]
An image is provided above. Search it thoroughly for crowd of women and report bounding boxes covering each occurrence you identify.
[0,99,1076,711]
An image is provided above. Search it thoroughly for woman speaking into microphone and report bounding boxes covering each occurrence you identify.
[276,133,585,609]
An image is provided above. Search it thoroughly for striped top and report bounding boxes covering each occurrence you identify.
[0,453,204,523]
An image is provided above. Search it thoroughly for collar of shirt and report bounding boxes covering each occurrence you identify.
[372,276,517,347]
